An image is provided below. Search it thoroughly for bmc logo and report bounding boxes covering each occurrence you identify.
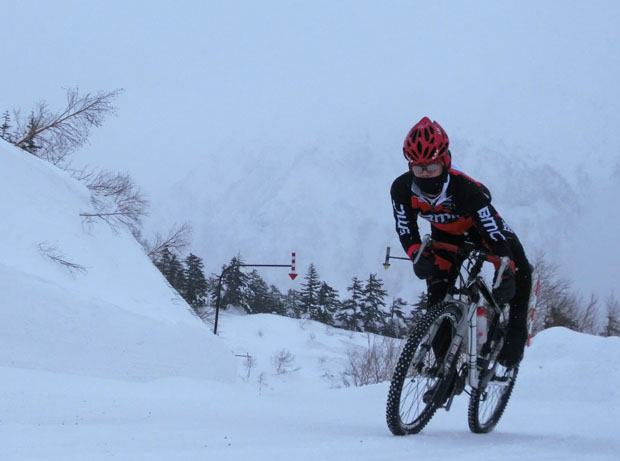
[419,212,458,224]
[477,206,506,242]
[392,200,410,236]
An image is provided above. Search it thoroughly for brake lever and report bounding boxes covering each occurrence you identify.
[493,256,511,289]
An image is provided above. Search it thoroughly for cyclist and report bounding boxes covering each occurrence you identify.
[390,116,532,367]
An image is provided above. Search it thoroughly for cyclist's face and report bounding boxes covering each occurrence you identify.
[411,162,443,178]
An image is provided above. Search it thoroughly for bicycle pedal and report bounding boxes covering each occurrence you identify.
[454,377,465,395]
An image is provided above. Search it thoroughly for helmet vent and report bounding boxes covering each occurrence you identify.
[402,117,450,168]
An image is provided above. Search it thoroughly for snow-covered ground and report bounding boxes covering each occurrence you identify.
[1,140,619,460]
[3,319,619,460]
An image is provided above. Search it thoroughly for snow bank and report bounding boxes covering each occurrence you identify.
[0,139,235,382]
[518,327,620,404]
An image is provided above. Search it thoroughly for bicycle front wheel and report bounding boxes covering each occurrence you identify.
[467,363,518,433]
[386,301,463,435]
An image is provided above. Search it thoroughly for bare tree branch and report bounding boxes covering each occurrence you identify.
[11,87,123,165]
[603,291,620,337]
[80,170,149,233]
[38,242,87,276]
[579,294,600,335]
[147,222,193,259]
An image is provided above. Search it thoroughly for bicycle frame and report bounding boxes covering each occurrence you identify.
[447,281,508,391]
[415,235,511,393]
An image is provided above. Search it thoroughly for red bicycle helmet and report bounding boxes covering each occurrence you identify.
[403,117,451,169]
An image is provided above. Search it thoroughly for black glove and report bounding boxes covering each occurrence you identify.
[493,266,516,304]
[412,250,437,280]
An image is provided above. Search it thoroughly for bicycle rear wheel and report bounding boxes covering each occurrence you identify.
[386,301,462,435]
[467,363,518,433]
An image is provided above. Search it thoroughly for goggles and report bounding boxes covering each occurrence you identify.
[411,163,443,175]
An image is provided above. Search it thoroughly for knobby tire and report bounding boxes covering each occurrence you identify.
[468,363,518,433]
[386,301,462,435]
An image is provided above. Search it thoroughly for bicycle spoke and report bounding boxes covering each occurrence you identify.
[386,302,463,435]
[468,363,518,433]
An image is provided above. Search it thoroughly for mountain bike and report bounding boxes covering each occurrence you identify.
[385,235,525,435]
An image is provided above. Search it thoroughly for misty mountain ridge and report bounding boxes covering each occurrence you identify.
[143,134,618,305]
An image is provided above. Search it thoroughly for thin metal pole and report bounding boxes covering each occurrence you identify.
[213,263,293,335]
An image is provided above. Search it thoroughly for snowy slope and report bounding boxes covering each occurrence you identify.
[0,139,235,381]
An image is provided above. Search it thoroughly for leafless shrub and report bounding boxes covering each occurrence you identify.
[79,170,148,233]
[38,242,87,276]
[241,353,256,380]
[271,349,299,375]
[11,87,122,166]
[579,294,601,335]
[146,222,192,260]
[531,251,581,335]
[257,372,267,394]
[195,304,215,325]
[602,292,620,337]
[341,335,402,387]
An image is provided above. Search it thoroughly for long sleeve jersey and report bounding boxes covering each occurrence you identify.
[390,169,518,261]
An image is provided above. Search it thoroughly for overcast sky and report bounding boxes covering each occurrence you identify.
[2,1,619,298]
[2,1,618,178]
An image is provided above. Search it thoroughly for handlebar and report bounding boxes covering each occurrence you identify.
[388,234,511,289]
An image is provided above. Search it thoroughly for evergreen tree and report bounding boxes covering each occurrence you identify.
[299,263,322,320]
[408,292,428,328]
[220,256,249,311]
[182,253,208,311]
[383,297,408,338]
[282,288,302,318]
[0,111,11,141]
[205,274,220,307]
[360,273,388,334]
[21,113,41,153]
[336,277,364,331]
[267,284,286,315]
[246,270,271,314]
[316,281,341,325]
[154,248,185,294]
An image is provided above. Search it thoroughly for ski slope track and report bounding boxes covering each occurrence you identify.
[1,140,619,459]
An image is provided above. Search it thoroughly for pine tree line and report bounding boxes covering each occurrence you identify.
[152,250,427,338]
[152,247,620,339]
[153,249,209,311]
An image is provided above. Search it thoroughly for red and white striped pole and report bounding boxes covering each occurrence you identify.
[526,273,540,347]
[289,252,297,280]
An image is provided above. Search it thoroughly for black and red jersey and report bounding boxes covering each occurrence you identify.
[390,168,519,261]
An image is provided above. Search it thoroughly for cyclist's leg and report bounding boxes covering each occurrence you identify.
[426,270,459,359]
[424,276,462,405]
[499,240,532,366]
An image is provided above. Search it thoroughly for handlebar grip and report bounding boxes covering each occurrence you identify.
[383,246,391,269]
[413,235,431,265]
